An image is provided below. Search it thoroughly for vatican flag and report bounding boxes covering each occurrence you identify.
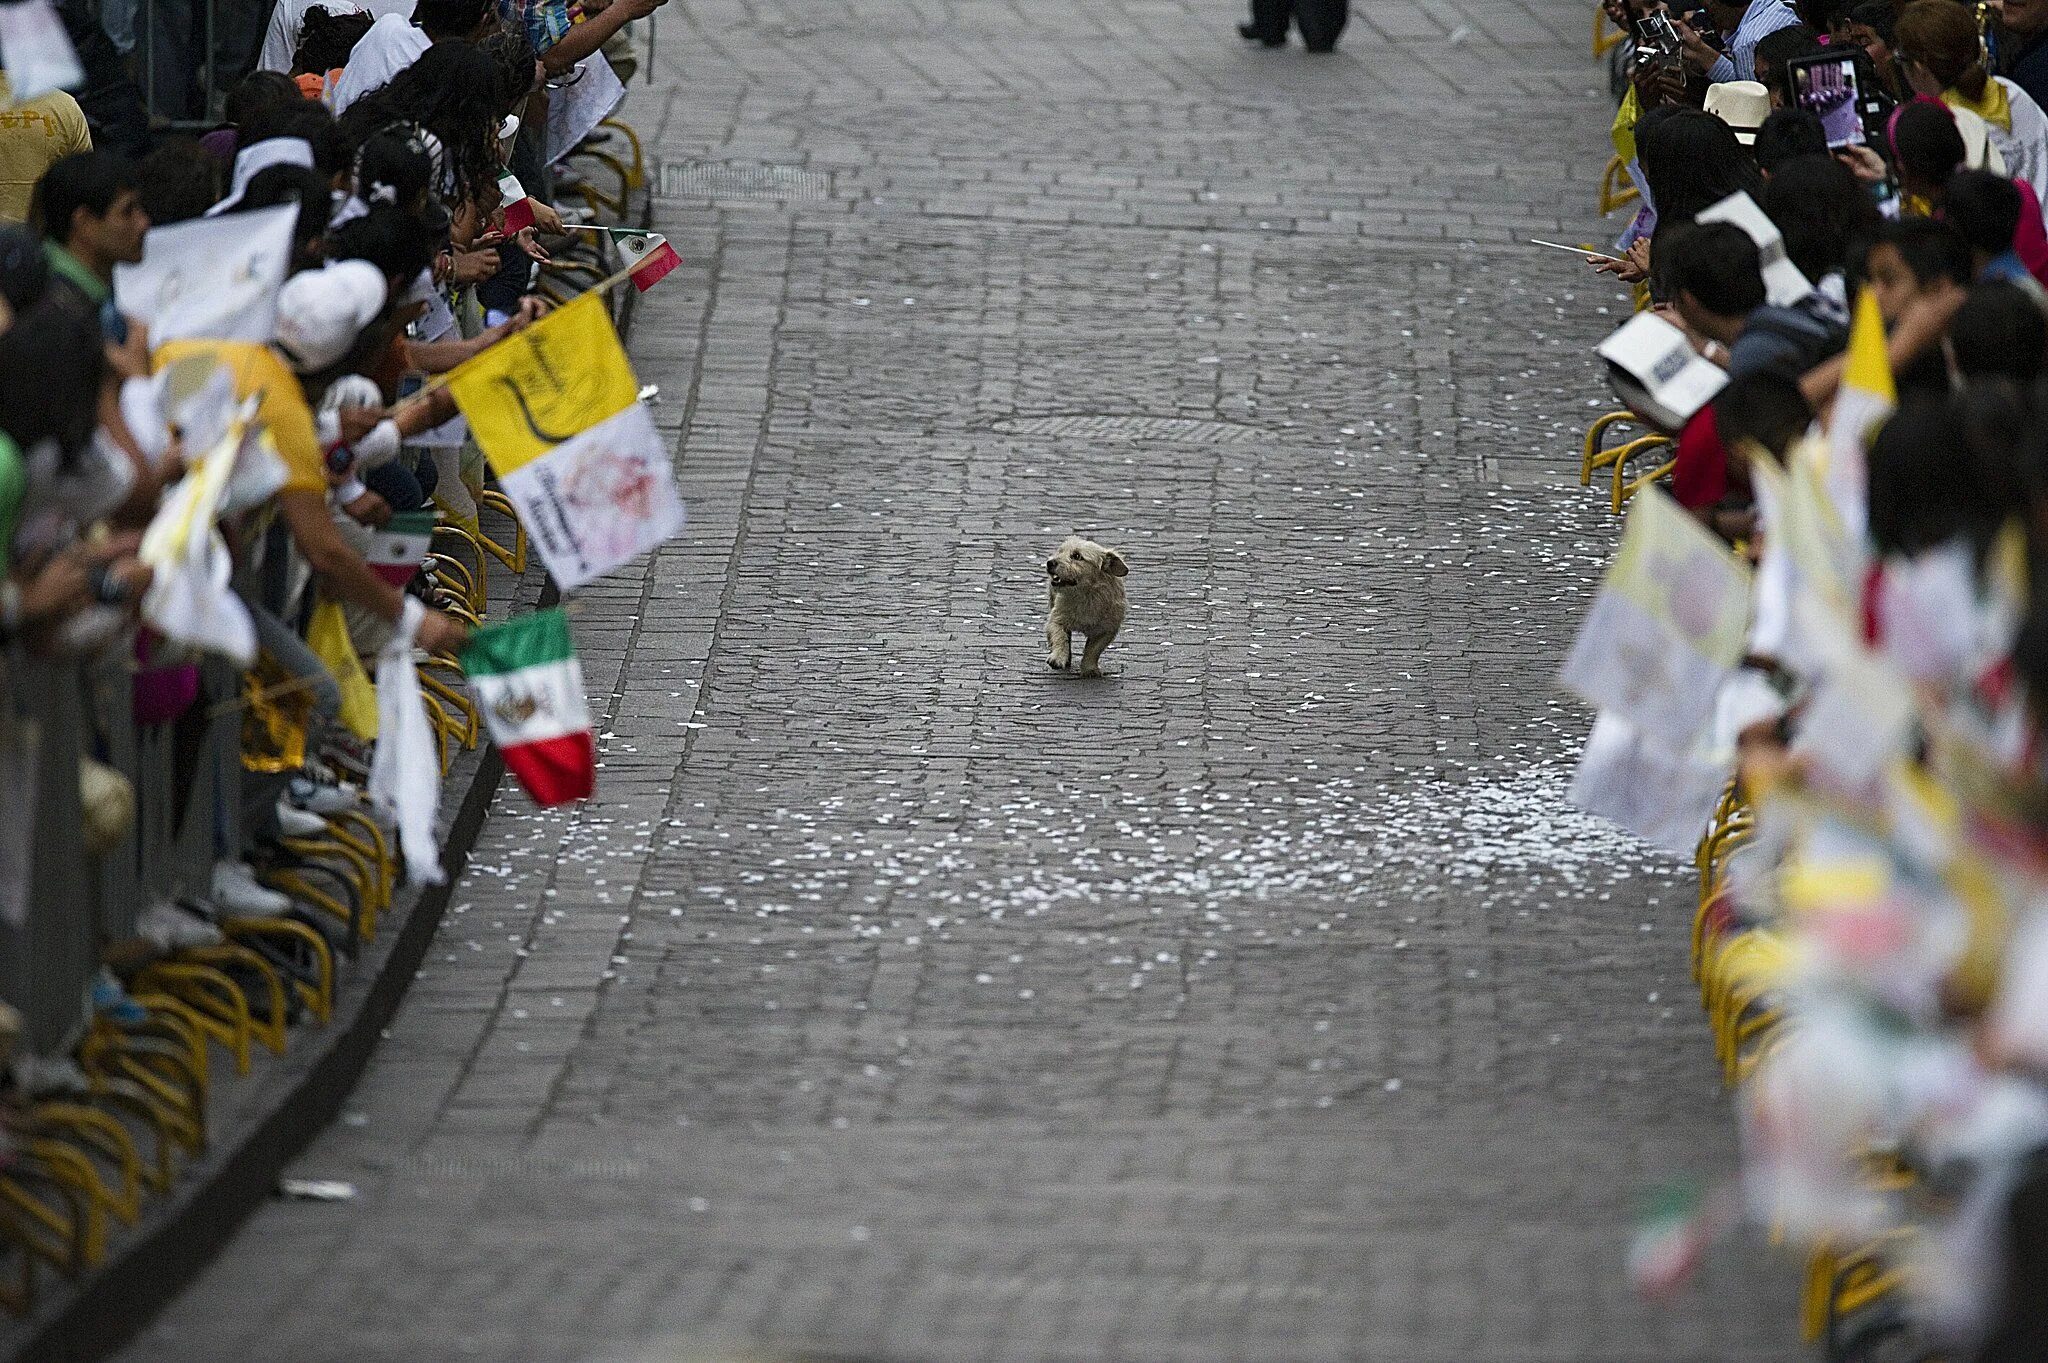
[444,291,638,476]
[1823,288,1894,544]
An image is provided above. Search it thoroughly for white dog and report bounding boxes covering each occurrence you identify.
[1044,536,1128,677]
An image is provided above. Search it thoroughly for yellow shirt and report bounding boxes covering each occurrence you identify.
[151,339,327,495]
[0,73,91,224]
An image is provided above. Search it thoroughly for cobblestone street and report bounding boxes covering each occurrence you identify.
[122,1,1804,1359]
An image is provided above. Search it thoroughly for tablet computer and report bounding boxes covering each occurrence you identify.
[1785,50,1883,149]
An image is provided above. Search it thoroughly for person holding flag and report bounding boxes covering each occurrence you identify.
[152,259,472,659]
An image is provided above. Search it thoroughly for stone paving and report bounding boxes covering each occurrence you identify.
[119,2,1806,1360]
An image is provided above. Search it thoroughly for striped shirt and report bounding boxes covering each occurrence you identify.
[1706,0,1803,84]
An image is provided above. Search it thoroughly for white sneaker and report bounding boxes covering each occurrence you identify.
[274,801,328,839]
[136,899,224,951]
[13,1054,90,1096]
[288,773,361,815]
[212,859,292,914]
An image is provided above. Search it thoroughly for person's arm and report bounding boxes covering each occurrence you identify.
[393,386,459,435]
[276,489,468,653]
[404,298,546,373]
[1798,285,1968,409]
[1673,14,1736,81]
[257,0,300,72]
[536,0,664,76]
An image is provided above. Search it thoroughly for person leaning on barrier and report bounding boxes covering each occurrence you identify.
[1665,219,1850,379]
[0,289,153,655]
[150,260,471,658]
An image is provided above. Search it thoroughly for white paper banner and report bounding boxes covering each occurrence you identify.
[114,203,296,344]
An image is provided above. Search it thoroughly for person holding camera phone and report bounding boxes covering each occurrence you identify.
[1671,0,1805,84]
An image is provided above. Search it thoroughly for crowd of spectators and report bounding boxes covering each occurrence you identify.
[1589,1,2048,1357]
[0,0,659,1292]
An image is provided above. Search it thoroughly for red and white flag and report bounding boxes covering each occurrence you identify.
[498,171,535,234]
[614,228,680,291]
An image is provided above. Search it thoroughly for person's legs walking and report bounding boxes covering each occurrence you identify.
[1296,0,1347,51]
[1241,0,1291,45]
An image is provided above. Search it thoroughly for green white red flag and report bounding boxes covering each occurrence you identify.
[498,171,535,233]
[363,508,435,586]
[460,608,594,806]
[613,228,680,291]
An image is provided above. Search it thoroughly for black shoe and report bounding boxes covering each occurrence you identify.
[1303,41,1337,52]
[1238,21,1286,44]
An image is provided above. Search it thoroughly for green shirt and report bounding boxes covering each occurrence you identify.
[43,241,108,305]
[0,433,23,574]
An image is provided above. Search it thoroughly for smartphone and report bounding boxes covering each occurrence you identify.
[1785,50,1886,149]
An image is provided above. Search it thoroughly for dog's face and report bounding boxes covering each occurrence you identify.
[1046,536,1129,587]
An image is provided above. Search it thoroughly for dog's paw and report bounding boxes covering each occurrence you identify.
[1046,651,1071,670]
[1078,664,1104,679]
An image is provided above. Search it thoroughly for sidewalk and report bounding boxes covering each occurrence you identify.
[120,2,1803,1360]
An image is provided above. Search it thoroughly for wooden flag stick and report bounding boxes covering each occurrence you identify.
[391,265,641,417]
[205,671,323,720]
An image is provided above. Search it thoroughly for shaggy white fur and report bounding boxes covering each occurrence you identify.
[1044,536,1128,678]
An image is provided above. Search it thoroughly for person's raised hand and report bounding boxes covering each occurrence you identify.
[529,199,565,235]
[1593,238,1652,283]
[105,317,150,380]
[338,405,383,446]
[514,226,551,263]
[95,554,153,605]
[1836,144,1888,184]
[451,247,501,285]
[17,551,91,622]
[343,489,393,528]
[1670,13,1720,71]
[415,607,469,657]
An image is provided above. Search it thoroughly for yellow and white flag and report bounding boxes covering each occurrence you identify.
[1823,288,1893,543]
[443,292,683,590]
[444,291,639,475]
[138,395,259,663]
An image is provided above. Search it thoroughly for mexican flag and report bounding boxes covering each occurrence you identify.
[498,171,535,234]
[460,608,594,805]
[614,229,680,292]
[363,508,435,586]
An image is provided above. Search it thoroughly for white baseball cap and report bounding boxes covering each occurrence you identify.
[274,259,388,373]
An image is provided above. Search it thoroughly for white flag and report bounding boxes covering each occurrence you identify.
[0,0,82,101]
[545,55,625,167]
[1698,190,1815,308]
[1570,711,1732,856]
[138,408,258,663]
[496,400,684,592]
[369,598,446,886]
[1558,487,1754,744]
[115,204,296,344]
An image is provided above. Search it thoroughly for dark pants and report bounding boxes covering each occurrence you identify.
[141,0,265,119]
[1247,0,1348,48]
[1974,1147,2048,1362]
[365,451,440,514]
